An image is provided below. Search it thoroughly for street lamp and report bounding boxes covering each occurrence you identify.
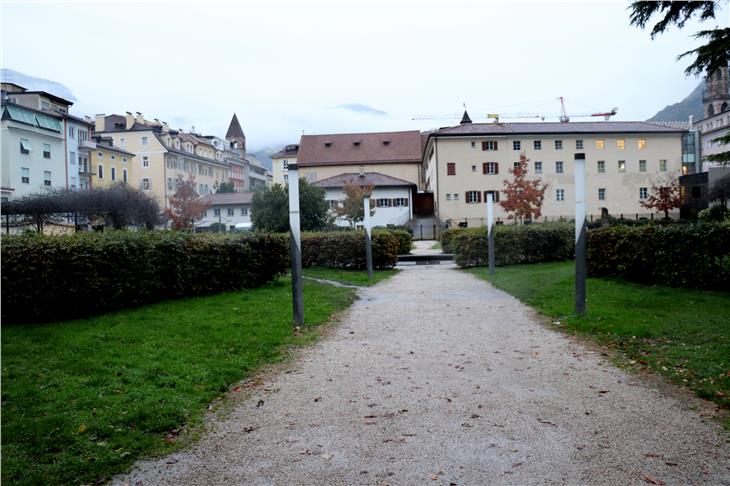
[288,165,304,325]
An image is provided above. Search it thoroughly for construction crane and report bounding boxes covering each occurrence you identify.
[413,98,617,123]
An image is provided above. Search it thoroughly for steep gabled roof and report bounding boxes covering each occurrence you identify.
[226,113,245,139]
[298,130,422,167]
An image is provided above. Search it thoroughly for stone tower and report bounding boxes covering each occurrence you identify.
[703,65,730,118]
[226,113,246,155]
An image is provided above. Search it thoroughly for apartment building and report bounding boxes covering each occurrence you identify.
[196,191,253,231]
[89,135,135,188]
[271,144,298,185]
[424,114,687,225]
[1,82,94,197]
[94,112,231,207]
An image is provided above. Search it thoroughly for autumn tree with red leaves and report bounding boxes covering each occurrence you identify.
[499,154,548,222]
[164,174,210,230]
[641,172,682,219]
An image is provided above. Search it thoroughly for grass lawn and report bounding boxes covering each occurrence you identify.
[468,261,730,428]
[430,242,442,250]
[302,266,399,286]
[1,278,356,486]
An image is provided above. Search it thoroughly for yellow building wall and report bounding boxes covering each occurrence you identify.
[299,162,421,187]
[90,148,134,189]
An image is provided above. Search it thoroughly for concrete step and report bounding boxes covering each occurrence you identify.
[397,253,454,262]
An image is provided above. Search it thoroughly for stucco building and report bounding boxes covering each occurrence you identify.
[89,135,135,188]
[196,191,253,231]
[424,114,687,225]
[271,144,298,185]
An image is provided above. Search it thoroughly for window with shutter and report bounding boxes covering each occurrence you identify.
[447,163,456,175]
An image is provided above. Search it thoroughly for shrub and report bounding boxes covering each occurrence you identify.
[587,223,730,290]
[452,223,574,267]
[301,230,399,269]
[1,231,288,324]
[698,204,730,223]
[387,229,413,255]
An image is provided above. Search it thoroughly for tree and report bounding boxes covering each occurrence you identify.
[335,180,373,227]
[629,1,729,77]
[251,179,331,232]
[709,173,730,208]
[163,174,210,230]
[499,154,548,222]
[640,173,683,219]
[215,181,236,193]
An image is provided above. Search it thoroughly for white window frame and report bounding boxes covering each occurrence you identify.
[555,140,563,150]
[555,161,564,174]
[639,187,648,200]
[534,161,542,174]
[513,141,521,151]
[533,140,542,150]
[142,156,149,168]
[639,160,647,172]
[618,160,626,173]
[598,188,606,201]
[21,167,30,184]
[576,139,584,150]
[556,189,565,201]
[597,160,605,173]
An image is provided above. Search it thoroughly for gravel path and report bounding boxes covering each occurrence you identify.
[115,264,730,485]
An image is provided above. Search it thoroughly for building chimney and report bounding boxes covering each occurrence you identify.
[161,121,169,132]
[95,114,106,133]
[135,112,145,125]
[125,112,135,130]
[688,115,694,130]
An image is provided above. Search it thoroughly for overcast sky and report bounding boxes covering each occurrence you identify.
[2,0,727,151]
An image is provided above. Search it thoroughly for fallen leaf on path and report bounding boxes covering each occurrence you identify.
[642,474,666,485]
[321,453,333,460]
[512,462,524,468]
[243,426,257,433]
[644,453,660,458]
[537,418,556,426]
[233,386,241,393]
[430,474,439,480]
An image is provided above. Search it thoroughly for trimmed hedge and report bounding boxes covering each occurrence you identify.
[389,229,413,255]
[1,231,288,324]
[587,223,730,290]
[301,230,400,269]
[452,223,575,267]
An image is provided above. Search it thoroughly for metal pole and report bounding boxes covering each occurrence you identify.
[574,153,587,315]
[288,165,304,325]
[5,213,9,235]
[487,193,495,275]
[363,196,373,280]
[219,213,222,232]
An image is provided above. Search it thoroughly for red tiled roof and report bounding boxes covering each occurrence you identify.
[298,130,422,167]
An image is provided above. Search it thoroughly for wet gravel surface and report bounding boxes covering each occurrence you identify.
[115,264,730,485]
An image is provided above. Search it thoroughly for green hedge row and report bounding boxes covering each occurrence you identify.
[301,230,401,269]
[587,223,730,290]
[450,223,575,267]
[1,231,288,324]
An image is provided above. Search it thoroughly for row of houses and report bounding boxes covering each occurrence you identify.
[1,82,271,211]
[271,67,729,228]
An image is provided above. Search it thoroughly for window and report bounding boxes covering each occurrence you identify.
[484,190,500,202]
[556,189,565,201]
[122,157,127,163]
[470,141,476,148]
[513,162,520,169]
[555,161,563,173]
[447,162,456,175]
[555,140,563,150]
[111,167,116,181]
[466,191,481,203]
[659,159,667,171]
[597,160,605,173]
[513,141,521,150]
[142,156,149,167]
[141,136,148,146]
[120,137,125,147]
[576,139,583,150]
[617,139,625,150]
[21,167,30,184]
[638,138,647,149]
[70,151,76,165]
[98,165,104,179]
[44,171,52,186]
[227,208,235,216]
[534,140,542,150]
[68,126,75,138]
[41,100,49,110]
[123,169,128,183]
[483,162,499,174]
[481,141,498,151]
[42,143,51,158]
[394,198,408,207]
[534,161,543,174]
[453,193,459,201]
[214,208,221,216]
[639,187,648,200]
[168,178,173,189]
[98,151,103,158]
[110,154,115,160]
[598,188,606,201]
[471,165,477,172]
[445,194,451,201]
[618,160,626,172]
[596,139,605,150]
[639,160,647,172]
[283,160,289,170]
[284,174,288,182]
[20,138,31,154]
[142,178,150,190]
[376,198,392,207]
[240,207,249,216]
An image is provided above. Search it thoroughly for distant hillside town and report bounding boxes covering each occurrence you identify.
[2,66,729,232]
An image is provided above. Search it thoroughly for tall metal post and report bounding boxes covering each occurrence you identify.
[487,193,495,275]
[363,196,373,280]
[574,153,587,315]
[288,165,304,325]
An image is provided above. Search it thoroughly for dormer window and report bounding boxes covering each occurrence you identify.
[324,141,332,147]
[353,141,361,147]
[382,140,390,145]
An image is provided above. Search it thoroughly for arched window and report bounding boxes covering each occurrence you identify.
[721,102,729,113]
[708,104,715,116]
